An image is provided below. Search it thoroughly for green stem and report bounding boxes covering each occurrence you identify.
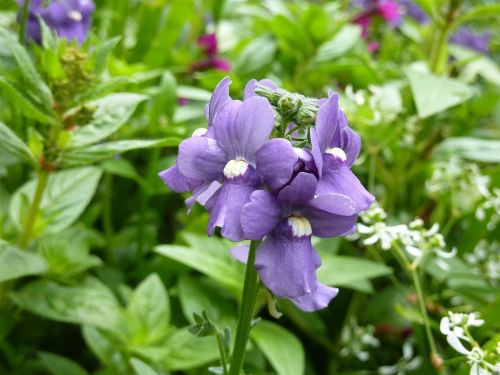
[216,331,229,375]
[229,240,260,375]
[103,173,114,262]
[392,244,438,358]
[430,0,461,74]
[18,170,48,249]
[18,0,31,44]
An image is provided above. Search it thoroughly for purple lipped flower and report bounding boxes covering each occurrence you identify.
[311,93,375,214]
[450,27,491,56]
[18,0,95,43]
[161,78,275,241]
[236,172,358,311]
[159,77,232,209]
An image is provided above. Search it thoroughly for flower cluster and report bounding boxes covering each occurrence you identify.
[440,312,499,375]
[159,78,374,311]
[18,0,95,43]
[356,205,454,269]
[465,240,500,285]
[339,318,380,362]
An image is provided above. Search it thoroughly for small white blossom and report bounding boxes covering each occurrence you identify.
[378,341,422,375]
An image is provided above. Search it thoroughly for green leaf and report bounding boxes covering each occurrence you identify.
[61,138,178,167]
[235,35,276,79]
[317,252,392,292]
[10,166,102,236]
[11,278,125,335]
[150,71,177,124]
[313,25,361,63]
[0,241,48,283]
[127,274,170,345]
[452,4,500,29]
[0,121,37,165]
[131,328,219,371]
[251,321,305,375]
[39,352,88,375]
[82,325,126,370]
[405,67,473,118]
[177,86,212,101]
[102,158,144,184]
[155,233,244,292]
[0,78,56,125]
[37,228,102,278]
[68,93,147,147]
[130,358,159,375]
[93,37,121,75]
[435,137,500,163]
[0,28,53,110]
[177,275,236,328]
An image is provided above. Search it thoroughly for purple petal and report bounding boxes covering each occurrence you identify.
[241,190,281,240]
[185,180,222,213]
[315,94,339,153]
[230,244,249,264]
[207,168,259,242]
[256,139,298,190]
[244,79,279,100]
[215,97,274,161]
[277,172,317,206]
[310,129,323,177]
[304,194,359,237]
[255,222,320,298]
[42,2,67,25]
[177,136,227,181]
[331,112,361,167]
[316,158,375,213]
[207,77,232,132]
[290,283,339,312]
[158,163,202,193]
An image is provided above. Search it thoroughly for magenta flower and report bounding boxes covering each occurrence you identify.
[191,33,231,72]
[18,0,95,43]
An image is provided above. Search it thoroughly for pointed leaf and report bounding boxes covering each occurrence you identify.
[0,241,48,283]
[0,121,37,165]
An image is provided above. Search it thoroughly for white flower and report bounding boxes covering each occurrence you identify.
[378,341,421,375]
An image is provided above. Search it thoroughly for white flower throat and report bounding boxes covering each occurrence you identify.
[288,216,312,237]
[68,10,83,21]
[325,147,347,162]
[223,160,248,179]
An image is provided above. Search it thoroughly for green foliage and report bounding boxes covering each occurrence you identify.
[0,0,498,374]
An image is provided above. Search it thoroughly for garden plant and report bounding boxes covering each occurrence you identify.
[0,0,499,374]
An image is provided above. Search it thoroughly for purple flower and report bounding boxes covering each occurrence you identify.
[160,78,275,241]
[311,93,375,214]
[236,172,358,310]
[397,0,429,24]
[450,27,491,55]
[18,0,95,43]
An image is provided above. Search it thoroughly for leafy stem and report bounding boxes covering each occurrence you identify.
[18,0,31,44]
[215,330,229,375]
[18,169,49,249]
[391,244,439,362]
[229,240,260,375]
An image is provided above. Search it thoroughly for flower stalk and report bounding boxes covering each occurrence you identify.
[229,240,260,375]
[391,244,439,364]
[18,170,49,249]
[18,0,31,44]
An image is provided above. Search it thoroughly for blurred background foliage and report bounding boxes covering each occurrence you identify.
[0,0,499,374]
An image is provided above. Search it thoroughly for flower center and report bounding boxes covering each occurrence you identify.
[68,10,83,21]
[325,147,347,162]
[223,159,248,179]
[287,216,312,237]
[191,128,207,137]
